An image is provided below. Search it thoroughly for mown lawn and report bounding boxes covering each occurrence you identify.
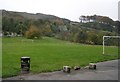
[2,37,118,77]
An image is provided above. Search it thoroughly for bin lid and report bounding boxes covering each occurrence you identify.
[21,57,30,60]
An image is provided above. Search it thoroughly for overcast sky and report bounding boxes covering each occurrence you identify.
[0,0,119,22]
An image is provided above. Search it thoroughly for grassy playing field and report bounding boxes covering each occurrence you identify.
[2,37,118,77]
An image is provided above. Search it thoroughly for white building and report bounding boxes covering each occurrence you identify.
[0,33,3,37]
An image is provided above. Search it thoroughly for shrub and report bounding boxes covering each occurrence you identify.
[25,25,41,39]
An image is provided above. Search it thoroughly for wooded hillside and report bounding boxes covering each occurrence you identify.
[2,10,120,45]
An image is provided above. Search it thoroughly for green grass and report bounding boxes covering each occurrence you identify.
[2,37,118,78]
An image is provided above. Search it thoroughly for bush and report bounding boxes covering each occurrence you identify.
[25,25,41,39]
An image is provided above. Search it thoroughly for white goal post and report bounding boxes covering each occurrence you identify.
[103,36,120,54]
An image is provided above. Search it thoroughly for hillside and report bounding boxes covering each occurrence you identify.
[2,10,71,22]
[2,10,119,32]
[1,10,119,45]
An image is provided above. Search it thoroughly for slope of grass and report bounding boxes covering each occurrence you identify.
[2,37,118,77]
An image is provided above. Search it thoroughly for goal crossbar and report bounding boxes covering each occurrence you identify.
[103,36,120,54]
[103,36,120,38]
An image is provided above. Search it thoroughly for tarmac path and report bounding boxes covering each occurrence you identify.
[3,59,119,80]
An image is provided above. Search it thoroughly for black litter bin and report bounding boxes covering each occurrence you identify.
[21,57,30,74]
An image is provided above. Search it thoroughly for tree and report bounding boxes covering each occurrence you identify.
[25,25,41,39]
[16,22,26,35]
[42,23,53,37]
[79,15,86,23]
[74,30,87,43]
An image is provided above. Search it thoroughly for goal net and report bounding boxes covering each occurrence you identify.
[103,36,120,55]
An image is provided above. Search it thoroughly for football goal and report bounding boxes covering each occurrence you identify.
[103,36,120,54]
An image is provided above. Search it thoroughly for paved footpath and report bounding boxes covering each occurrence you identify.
[3,60,119,80]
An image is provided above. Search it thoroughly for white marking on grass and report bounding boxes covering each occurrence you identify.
[21,39,34,42]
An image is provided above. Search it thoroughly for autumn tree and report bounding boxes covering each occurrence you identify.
[25,25,41,39]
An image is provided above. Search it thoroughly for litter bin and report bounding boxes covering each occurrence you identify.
[21,57,30,74]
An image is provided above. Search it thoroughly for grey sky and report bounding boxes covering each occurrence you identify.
[0,0,119,22]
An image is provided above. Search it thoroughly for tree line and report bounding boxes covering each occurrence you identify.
[2,14,119,46]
